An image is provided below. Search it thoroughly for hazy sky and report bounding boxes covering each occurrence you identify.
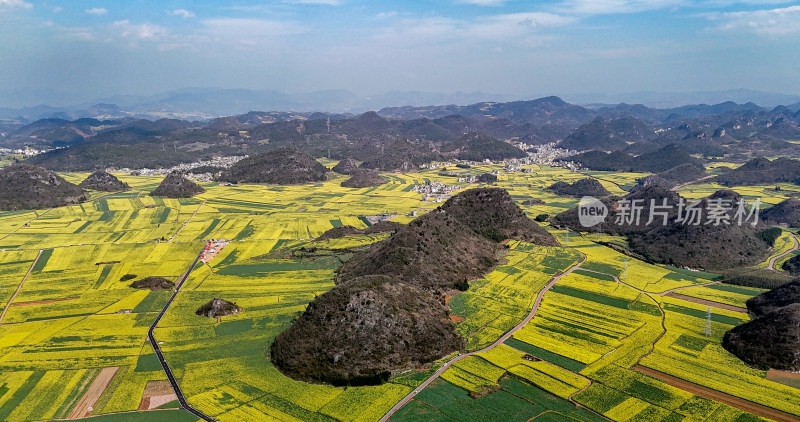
[1,0,800,106]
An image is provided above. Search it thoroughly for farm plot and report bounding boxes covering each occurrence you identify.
[449,245,582,350]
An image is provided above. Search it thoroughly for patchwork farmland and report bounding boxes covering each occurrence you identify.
[0,163,798,421]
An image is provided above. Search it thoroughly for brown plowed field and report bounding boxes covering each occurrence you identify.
[634,365,800,422]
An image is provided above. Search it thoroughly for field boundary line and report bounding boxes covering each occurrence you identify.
[574,267,667,366]
[634,365,800,422]
[0,209,53,241]
[665,293,747,313]
[168,199,207,242]
[379,252,587,422]
[0,248,42,324]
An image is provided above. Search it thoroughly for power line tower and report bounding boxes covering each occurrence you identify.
[563,229,569,246]
[704,306,713,337]
[326,117,331,132]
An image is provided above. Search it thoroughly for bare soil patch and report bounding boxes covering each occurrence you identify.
[12,297,79,307]
[666,293,748,313]
[138,380,178,410]
[634,365,800,422]
[766,369,800,390]
[67,366,120,419]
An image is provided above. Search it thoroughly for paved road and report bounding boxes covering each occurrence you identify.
[768,233,799,271]
[148,250,215,422]
[379,254,587,422]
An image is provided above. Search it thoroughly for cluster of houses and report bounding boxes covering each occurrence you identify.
[108,156,246,182]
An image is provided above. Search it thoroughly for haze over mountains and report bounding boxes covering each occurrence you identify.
[2,87,800,123]
[6,93,800,175]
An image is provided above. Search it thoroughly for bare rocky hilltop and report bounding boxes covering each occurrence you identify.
[271,188,557,386]
[0,164,86,211]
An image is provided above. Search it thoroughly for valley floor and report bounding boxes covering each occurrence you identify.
[0,164,798,422]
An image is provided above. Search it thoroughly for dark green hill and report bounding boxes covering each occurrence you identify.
[331,158,359,175]
[130,276,175,290]
[745,279,800,317]
[551,185,681,236]
[716,157,800,186]
[217,146,327,184]
[359,139,442,172]
[761,197,800,227]
[440,188,559,245]
[722,303,800,371]
[571,144,701,173]
[336,209,499,292]
[0,164,87,211]
[782,256,800,275]
[315,221,402,241]
[546,178,611,197]
[441,132,527,161]
[150,171,205,198]
[552,188,771,270]
[270,275,463,386]
[78,171,130,192]
[559,117,651,152]
[341,169,387,188]
[477,173,497,183]
[196,298,242,318]
[628,190,770,270]
[636,163,707,189]
[316,225,363,241]
[25,140,197,171]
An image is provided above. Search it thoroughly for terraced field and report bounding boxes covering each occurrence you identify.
[0,164,798,421]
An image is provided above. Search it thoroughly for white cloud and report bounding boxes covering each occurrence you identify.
[202,18,306,38]
[377,12,574,45]
[85,8,108,16]
[0,0,32,10]
[283,0,343,5]
[458,0,509,5]
[556,0,685,14]
[113,20,169,41]
[44,20,96,41]
[712,5,800,35]
[170,9,195,18]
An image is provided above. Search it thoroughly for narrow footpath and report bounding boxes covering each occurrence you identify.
[0,249,42,324]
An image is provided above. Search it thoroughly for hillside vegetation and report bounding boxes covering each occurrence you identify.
[217,146,327,184]
[0,164,86,211]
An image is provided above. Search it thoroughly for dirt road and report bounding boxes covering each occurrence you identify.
[634,366,800,422]
[67,367,120,419]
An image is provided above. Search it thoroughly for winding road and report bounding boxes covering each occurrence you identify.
[379,253,587,422]
[147,249,215,422]
[767,232,799,271]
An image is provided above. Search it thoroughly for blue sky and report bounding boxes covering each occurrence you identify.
[1,0,800,106]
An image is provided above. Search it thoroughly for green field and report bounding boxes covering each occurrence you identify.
[0,165,797,421]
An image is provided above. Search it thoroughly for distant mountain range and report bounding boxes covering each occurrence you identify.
[1,87,799,123]
[4,95,800,175]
